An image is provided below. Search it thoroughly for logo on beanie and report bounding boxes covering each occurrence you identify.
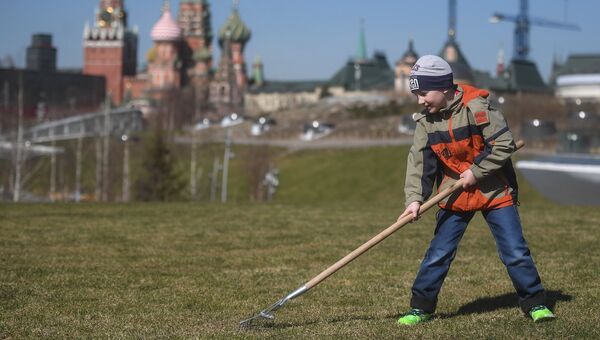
[409,78,419,91]
[410,64,420,76]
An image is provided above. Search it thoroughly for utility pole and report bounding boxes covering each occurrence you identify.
[75,134,83,202]
[102,94,110,201]
[2,81,8,135]
[191,95,199,200]
[121,134,130,202]
[210,157,220,202]
[49,129,56,201]
[13,73,24,202]
[221,128,232,203]
[190,131,198,198]
[95,131,102,201]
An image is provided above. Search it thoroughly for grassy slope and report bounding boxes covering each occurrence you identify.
[2,146,600,338]
[277,147,408,205]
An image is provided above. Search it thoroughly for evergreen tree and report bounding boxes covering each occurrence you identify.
[134,131,185,201]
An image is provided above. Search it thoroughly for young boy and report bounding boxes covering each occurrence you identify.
[397,55,555,325]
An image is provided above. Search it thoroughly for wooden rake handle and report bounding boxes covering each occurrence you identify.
[305,140,525,289]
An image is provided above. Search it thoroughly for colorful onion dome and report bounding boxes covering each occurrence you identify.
[151,1,182,42]
[218,8,251,44]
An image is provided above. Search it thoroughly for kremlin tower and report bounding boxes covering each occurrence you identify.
[83,0,138,104]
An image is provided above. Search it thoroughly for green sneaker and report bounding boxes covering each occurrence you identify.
[397,308,431,325]
[529,305,556,322]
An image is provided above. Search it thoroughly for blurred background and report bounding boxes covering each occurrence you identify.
[1,0,599,203]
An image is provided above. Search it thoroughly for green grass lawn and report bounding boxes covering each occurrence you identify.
[2,146,600,338]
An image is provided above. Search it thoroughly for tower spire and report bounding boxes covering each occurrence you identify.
[496,46,505,77]
[356,18,367,62]
[162,0,170,13]
[448,0,457,42]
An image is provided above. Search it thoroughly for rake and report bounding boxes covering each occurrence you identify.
[240,140,524,329]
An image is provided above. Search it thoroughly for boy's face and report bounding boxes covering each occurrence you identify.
[414,90,448,114]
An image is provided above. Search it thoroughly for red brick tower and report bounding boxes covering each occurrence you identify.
[83,0,138,105]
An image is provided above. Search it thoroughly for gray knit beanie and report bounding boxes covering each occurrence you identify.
[409,55,454,92]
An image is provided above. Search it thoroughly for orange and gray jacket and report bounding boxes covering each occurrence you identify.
[404,84,518,212]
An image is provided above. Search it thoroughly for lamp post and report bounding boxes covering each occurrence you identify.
[75,134,83,202]
[13,74,24,202]
[121,134,129,202]
[102,94,111,201]
[191,118,210,199]
[221,127,232,203]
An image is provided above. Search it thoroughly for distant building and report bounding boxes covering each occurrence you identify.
[473,59,551,94]
[83,0,138,105]
[246,21,394,113]
[209,6,251,116]
[78,0,256,124]
[147,1,184,91]
[548,53,600,153]
[327,23,394,95]
[395,39,418,95]
[26,34,57,72]
[1,35,105,134]
[0,69,105,130]
[327,51,394,95]
[245,56,325,113]
[246,68,324,113]
[551,54,600,104]
[439,40,474,85]
[178,0,213,107]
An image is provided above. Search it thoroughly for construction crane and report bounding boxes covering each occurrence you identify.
[490,0,580,60]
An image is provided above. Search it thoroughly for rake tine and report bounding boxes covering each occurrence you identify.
[239,286,308,329]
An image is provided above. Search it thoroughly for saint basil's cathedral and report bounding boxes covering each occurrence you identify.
[83,0,250,121]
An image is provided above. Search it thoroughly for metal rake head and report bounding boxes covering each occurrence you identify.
[239,309,276,329]
[240,286,308,330]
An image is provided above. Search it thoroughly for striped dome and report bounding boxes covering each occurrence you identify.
[151,8,181,42]
[218,9,251,44]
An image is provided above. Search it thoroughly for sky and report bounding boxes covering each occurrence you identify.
[1,0,599,82]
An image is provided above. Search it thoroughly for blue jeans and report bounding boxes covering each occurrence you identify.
[410,205,546,314]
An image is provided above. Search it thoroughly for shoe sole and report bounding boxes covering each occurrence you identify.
[533,315,556,323]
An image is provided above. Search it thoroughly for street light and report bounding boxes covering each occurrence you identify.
[489,14,502,24]
[121,133,130,202]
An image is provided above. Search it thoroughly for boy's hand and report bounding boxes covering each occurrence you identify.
[460,169,477,189]
[399,202,421,222]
